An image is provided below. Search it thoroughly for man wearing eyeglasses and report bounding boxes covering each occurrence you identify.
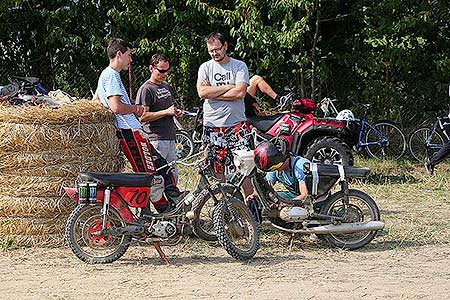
[136,53,182,185]
[197,32,253,196]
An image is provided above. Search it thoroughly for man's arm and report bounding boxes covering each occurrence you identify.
[215,82,248,101]
[136,85,176,122]
[265,171,278,186]
[107,95,143,116]
[197,79,234,99]
[294,181,308,201]
[140,105,175,122]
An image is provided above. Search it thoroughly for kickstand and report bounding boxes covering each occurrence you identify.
[288,233,296,250]
[154,241,170,266]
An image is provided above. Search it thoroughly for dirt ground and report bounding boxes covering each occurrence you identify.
[1,238,449,300]
[2,162,450,300]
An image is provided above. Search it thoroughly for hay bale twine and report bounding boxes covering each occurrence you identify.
[0,100,125,247]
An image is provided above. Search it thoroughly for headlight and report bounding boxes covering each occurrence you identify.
[233,153,243,168]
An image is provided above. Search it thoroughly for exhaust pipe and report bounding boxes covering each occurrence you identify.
[271,221,385,234]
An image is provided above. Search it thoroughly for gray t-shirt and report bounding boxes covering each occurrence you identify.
[135,80,176,141]
[197,58,249,127]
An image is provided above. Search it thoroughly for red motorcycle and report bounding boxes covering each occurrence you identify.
[64,158,259,264]
[247,90,359,165]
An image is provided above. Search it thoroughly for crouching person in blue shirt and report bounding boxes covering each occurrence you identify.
[253,141,310,205]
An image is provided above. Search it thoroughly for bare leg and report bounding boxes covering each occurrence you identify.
[247,75,278,99]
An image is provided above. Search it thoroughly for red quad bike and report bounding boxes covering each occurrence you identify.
[247,89,359,165]
[64,159,259,264]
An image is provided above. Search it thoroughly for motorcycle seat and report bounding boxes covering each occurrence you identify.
[79,172,154,187]
[303,163,370,179]
[247,113,285,132]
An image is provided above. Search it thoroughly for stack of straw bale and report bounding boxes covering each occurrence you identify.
[0,100,125,247]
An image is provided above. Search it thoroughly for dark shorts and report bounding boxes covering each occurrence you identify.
[244,93,257,117]
[203,121,251,149]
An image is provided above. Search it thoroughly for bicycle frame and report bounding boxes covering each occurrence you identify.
[355,118,388,149]
[424,117,450,159]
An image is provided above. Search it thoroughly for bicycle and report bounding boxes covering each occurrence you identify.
[408,112,450,163]
[174,107,203,160]
[320,98,407,160]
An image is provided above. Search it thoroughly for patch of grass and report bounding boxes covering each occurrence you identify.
[351,158,450,250]
[0,236,19,250]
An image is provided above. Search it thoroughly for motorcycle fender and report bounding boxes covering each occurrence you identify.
[102,190,135,223]
[63,187,135,223]
[63,187,78,202]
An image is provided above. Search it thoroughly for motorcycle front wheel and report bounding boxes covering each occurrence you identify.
[65,204,131,263]
[320,189,380,250]
[213,197,259,261]
[192,184,244,241]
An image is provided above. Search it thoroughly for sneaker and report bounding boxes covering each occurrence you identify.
[154,203,170,214]
[424,162,434,176]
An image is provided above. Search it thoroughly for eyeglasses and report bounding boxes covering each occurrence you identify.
[153,67,170,73]
[208,45,224,54]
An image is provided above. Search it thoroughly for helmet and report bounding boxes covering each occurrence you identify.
[254,141,287,172]
[336,109,354,121]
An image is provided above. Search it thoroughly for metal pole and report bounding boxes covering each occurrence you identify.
[128,63,133,101]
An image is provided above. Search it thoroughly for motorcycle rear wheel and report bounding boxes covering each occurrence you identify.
[320,189,380,250]
[214,197,259,261]
[65,204,131,264]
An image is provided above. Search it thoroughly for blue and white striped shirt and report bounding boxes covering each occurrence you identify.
[97,66,141,129]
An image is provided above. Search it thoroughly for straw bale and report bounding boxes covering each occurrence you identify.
[0,100,113,125]
[0,151,125,177]
[0,100,128,247]
[0,196,75,218]
[0,121,119,152]
[0,175,73,197]
[0,216,66,236]
[0,233,65,247]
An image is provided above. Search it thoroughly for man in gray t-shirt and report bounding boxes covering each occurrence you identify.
[136,53,182,183]
[197,33,249,127]
[196,32,253,197]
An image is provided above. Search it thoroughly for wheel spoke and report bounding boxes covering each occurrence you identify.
[366,122,406,159]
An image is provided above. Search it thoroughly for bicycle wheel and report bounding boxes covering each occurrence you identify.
[364,121,406,160]
[408,127,445,162]
[175,130,194,160]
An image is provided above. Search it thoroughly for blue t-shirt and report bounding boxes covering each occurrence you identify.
[97,66,141,129]
[265,156,309,193]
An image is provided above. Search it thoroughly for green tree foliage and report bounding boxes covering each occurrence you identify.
[0,0,449,125]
